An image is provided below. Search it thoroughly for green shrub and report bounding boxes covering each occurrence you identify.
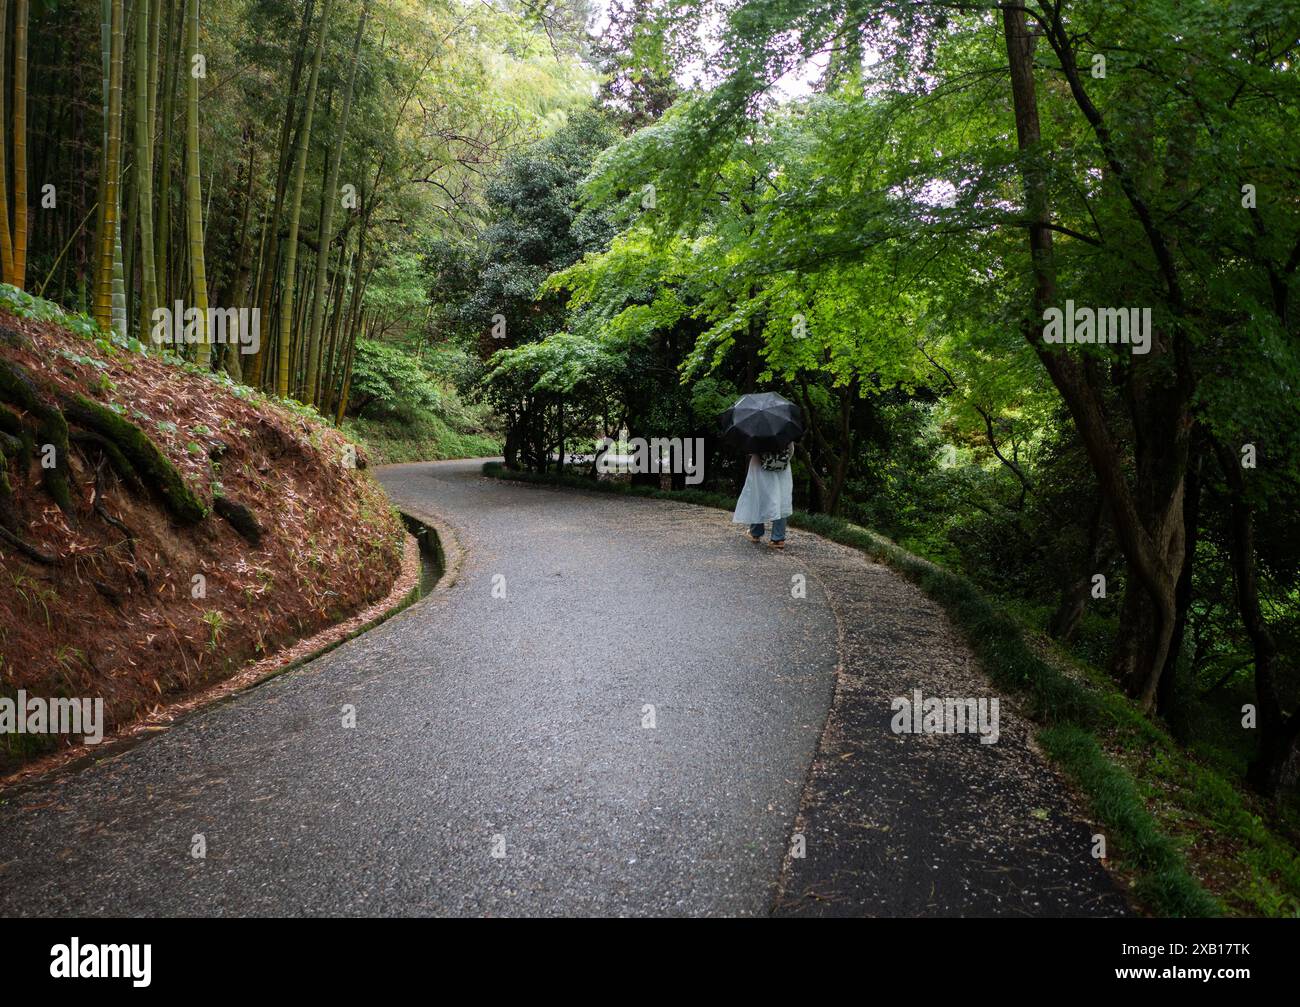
[347,340,443,420]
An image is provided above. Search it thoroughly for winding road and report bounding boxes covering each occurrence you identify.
[0,459,1127,916]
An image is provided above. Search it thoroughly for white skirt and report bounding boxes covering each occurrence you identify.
[732,455,794,524]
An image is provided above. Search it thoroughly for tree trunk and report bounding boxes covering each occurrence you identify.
[320,234,349,407]
[504,422,520,470]
[0,0,13,284]
[306,0,368,405]
[1048,495,1108,642]
[147,0,162,140]
[1001,3,1190,712]
[276,0,333,399]
[93,0,126,335]
[245,0,315,389]
[334,310,361,424]
[184,0,210,366]
[11,0,29,288]
[1157,439,1203,716]
[155,0,184,312]
[134,0,159,337]
[1214,441,1299,796]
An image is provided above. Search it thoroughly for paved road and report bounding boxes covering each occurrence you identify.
[0,459,1127,916]
[0,460,838,916]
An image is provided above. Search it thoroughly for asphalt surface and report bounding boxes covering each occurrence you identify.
[772,531,1130,916]
[0,459,1127,916]
[0,460,837,916]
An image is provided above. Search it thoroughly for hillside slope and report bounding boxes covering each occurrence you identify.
[0,290,404,771]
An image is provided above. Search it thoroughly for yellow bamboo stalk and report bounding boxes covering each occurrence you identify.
[0,0,14,285]
[12,0,28,288]
[276,0,334,398]
[185,0,210,367]
[135,0,158,334]
[93,0,126,333]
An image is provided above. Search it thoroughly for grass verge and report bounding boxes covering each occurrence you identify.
[343,409,501,466]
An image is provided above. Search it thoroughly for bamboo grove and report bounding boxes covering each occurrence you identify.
[8,0,592,414]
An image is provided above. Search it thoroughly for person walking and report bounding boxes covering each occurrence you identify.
[720,391,803,551]
[733,443,794,549]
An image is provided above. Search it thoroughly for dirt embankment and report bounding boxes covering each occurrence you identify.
[0,305,404,772]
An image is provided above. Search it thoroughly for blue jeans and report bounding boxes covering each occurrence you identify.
[749,518,786,542]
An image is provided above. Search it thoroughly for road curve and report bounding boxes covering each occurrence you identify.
[0,459,1127,917]
[0,460,838,916]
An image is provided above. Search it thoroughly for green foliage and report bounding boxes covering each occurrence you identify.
[462,109,620,348]
[0,284,107,344]
[347,339,443,419]
[341,339,501,464]
[345,410,501,466]
[522,0,1300,817]
[688,377,737,427]
[487,332,625,400]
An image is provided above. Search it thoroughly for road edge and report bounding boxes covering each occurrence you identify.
[0,501,462,798]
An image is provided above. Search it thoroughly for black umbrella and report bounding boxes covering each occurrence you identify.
[719,392,804,455]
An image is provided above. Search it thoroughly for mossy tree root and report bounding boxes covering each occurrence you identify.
[212,494,263,544]
[0,407,22,442]
[62,394,207,524]
[0,523,56,563]
[0,359,74,513]
[0,449,16,531]
[0,401,55,556]
[0,454,55,561]
[0,418,32,475]
[70,429,145,494]
[0,357,222,533]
